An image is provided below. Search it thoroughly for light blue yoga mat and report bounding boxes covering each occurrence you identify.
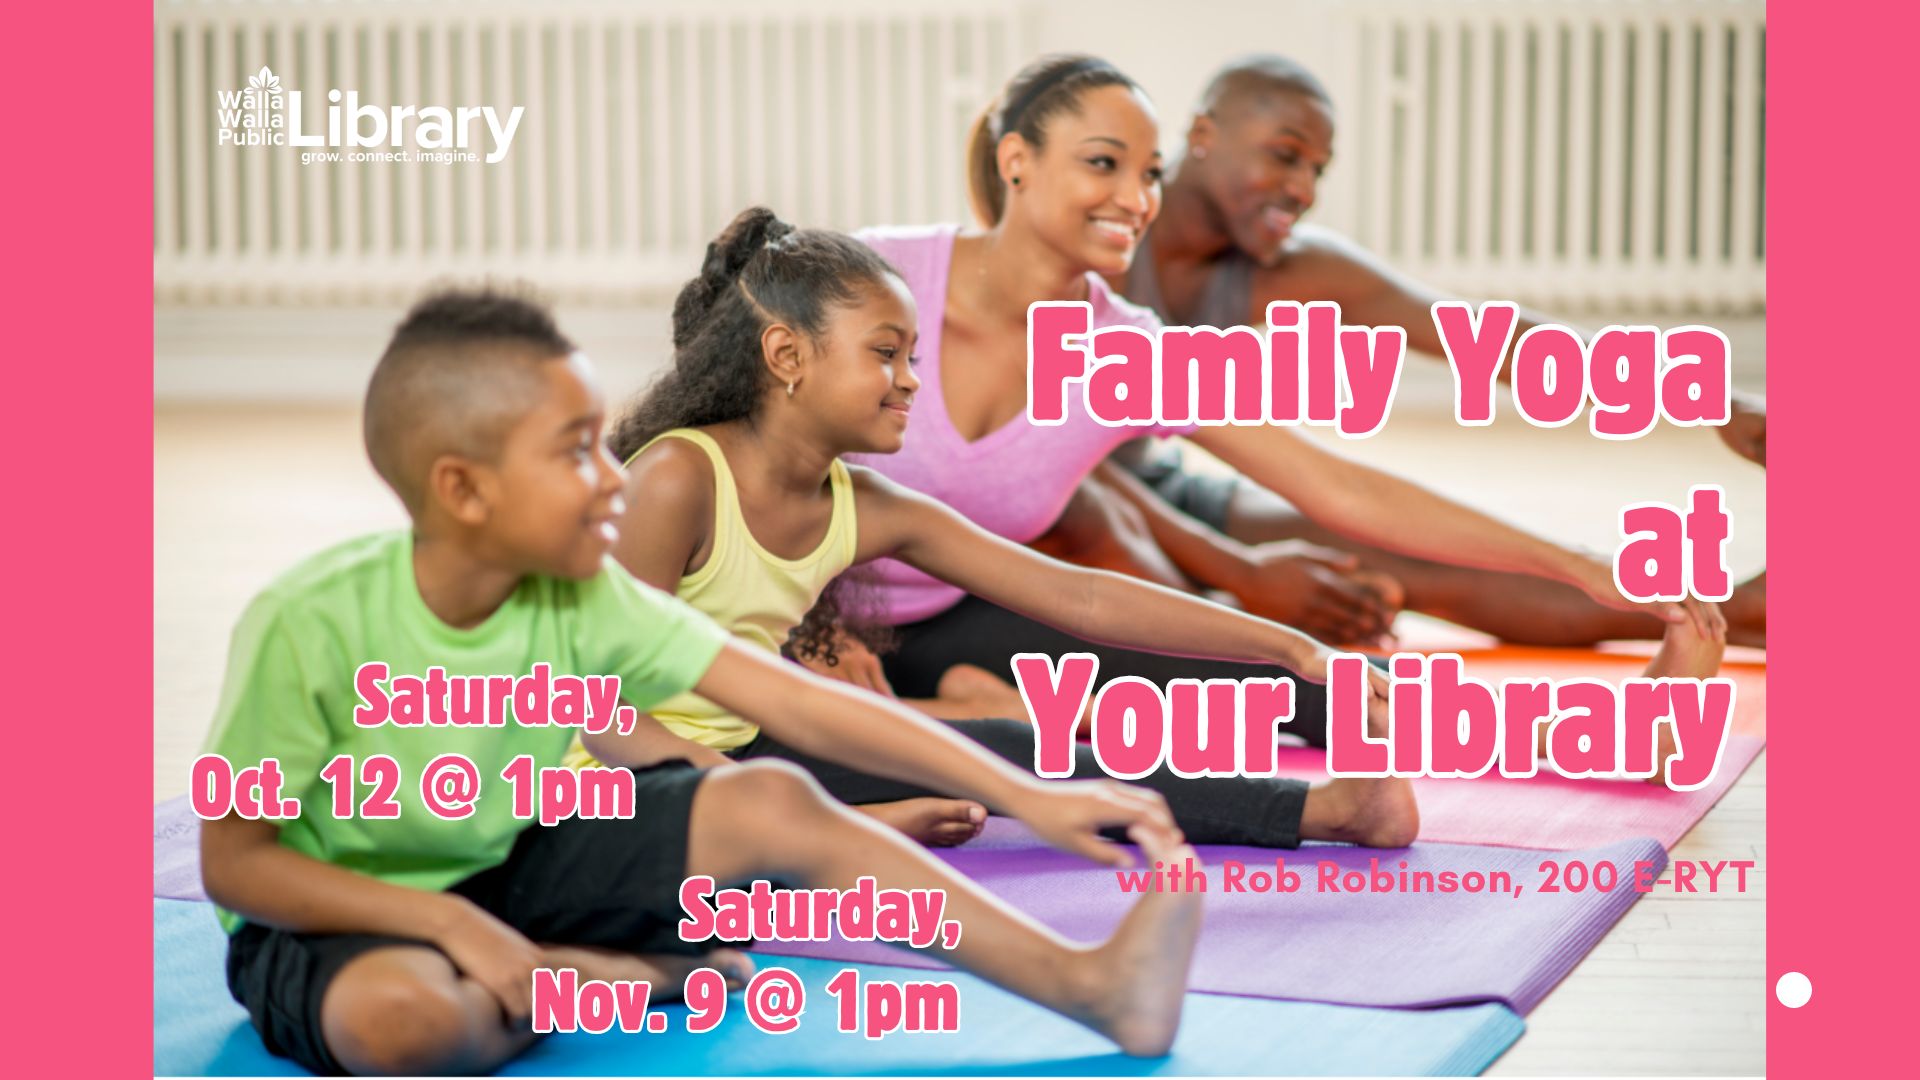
[157,899,1523,1076]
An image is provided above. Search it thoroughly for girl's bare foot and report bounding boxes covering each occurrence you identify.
[541,944,756,995]
[936,663,1031,718]
[857,797,987,846]
[1067,826,1204,1057]
[1300,691,1419,847]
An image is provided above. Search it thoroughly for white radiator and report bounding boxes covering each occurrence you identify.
[154,0,1024,303]
[1337,0,1765,311]
[154,0,1764,312]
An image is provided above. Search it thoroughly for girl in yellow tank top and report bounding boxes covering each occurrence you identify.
[567,427,857,764]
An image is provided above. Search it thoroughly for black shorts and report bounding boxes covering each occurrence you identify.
[1110,439,1240,532]
[224,761,711,1076]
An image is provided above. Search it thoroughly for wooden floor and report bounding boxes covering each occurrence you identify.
[154,379,1766,1075]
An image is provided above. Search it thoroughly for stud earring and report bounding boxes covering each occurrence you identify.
[1193,146,1208,160]
[1010,177,1022,186]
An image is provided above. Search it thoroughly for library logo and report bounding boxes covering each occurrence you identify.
[215,67,285,147]
[213,64,524,164]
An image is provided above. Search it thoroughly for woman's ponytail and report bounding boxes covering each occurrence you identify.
[964,55,1139,228]
[966,105,1005,227]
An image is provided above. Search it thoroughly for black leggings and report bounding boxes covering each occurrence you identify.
[730,716,1308,848]
[881,593,1335,748]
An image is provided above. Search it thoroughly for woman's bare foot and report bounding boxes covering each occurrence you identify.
[1724,571,1766,648]
[857,797,987,846]
[1643,611,1727,786]
[1064,826,1204,1056]
[1299,691,1419,847]
[541,944,756,995]
[936,664,1031,718]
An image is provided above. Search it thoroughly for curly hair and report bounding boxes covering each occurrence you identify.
[608,207,902,666]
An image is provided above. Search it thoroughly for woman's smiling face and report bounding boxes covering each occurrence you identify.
[1001,83,1165,276]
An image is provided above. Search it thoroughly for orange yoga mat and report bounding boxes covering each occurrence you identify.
[1271,642,1766,851]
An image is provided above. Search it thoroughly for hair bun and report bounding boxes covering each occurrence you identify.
[704,206,793,282]
[674,207,794,347]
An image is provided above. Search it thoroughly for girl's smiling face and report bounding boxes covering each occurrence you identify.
[773,273,921,456]
[1000,83,1165,275]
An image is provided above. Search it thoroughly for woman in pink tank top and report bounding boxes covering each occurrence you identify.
[841,54,1718,712]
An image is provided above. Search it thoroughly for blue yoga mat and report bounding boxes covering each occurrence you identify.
[157,900,1523,1076]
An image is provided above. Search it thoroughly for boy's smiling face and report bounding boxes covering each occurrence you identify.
[468,352,627,579]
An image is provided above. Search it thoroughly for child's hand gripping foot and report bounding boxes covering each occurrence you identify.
[1644,596,1728,787]
[1066,822,1205,1057]
[1007,777,1185,868]
[1300,663,1420,847]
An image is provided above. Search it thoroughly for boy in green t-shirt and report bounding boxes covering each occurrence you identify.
[200,288,1204,1075]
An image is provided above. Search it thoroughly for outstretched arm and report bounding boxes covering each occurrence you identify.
[1186,423,1709,634]
[675,640,1181,867]
[1087,458,1394,642]
[1259,225,1764,462]
[1254,224,1563,365]
[849,467,1355,681]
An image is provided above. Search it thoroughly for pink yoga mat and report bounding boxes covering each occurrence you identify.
[1263,647,1766,850]
[1267,736,1764,851]
[758,825,1665,1014]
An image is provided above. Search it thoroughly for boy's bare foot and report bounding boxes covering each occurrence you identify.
[1068,826,1204,1057]
[936,663,1031,718]
[1643,610,1727,786]
[1300,690,1419,847]
[1724,571,1766,648]
[541,944,756,995]
[858,797,987,846]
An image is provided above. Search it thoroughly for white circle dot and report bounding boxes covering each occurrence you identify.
[1776,971,1812,1009]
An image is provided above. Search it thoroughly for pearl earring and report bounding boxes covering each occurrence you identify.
[1193,146,1208,160]
[786,381,796,397]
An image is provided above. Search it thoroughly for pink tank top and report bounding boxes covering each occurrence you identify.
[848,223,1197,624]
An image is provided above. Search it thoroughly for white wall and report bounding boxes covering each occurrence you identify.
[156,0,1765,403]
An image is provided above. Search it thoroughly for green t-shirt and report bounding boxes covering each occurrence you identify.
[199,531,730,931]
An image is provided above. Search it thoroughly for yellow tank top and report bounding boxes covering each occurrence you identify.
[567,428,858,765]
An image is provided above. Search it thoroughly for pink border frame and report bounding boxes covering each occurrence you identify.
[14,2,153,1075]
[12,0,1907,1072]
[1765,2,1913,1072]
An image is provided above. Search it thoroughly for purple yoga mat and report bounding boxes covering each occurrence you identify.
[155,796,206,902]
[756,822,1665,1015]
[153,798,1659,1013]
